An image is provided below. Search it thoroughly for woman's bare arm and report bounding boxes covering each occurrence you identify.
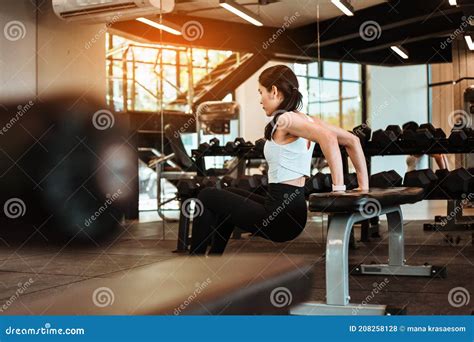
[277,112,344,187]
[308,116,369,190]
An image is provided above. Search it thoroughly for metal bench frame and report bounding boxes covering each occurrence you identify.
[291,205,440,315]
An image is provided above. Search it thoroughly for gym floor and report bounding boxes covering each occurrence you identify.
[1,203,472,315]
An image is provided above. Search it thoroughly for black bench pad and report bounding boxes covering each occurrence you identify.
[309,187,424,213]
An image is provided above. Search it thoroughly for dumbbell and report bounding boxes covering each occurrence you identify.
[419,123,446,139]
[254,138,266,154]
[372,126,400,145]
[352,124,372,146]
[197,137,220,153]
[401,121,419,142]
[448,128,473,147]
[437,168,473,195]
[225,137,254,153]
[231,175,262,192]
[403,169,438,194]
[304,173,331,195]
[344,173,358,190]
[370,170,402,188]
[177,178,202,198]
[0,95,136,244]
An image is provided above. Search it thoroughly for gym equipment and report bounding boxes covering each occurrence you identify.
[352,124,372,146]
[197,137,220,153]
[254,138,266,154]
[0,96,136,244]
[419,123,446,139]
[448,128,472,147]
[371,127,399,146]
[304,173,331,195]
[6,255,313,315]
[438,167,473,195]
[225,137,254,153]
[403,169,438,193]
[291,187,444,316]
[370,170,403,188]
[231,175,263,192]
[344,173,358,190]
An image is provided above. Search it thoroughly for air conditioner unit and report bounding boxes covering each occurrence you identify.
[52,0,175,24]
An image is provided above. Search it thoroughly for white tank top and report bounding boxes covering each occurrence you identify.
[263,113,315,184]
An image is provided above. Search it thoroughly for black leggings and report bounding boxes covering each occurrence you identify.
[189,183,308,255]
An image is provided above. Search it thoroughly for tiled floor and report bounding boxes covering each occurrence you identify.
[0,206,473,315]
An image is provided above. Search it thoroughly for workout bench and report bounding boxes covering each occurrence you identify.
[6,255,313,315]
[291,187,444,316]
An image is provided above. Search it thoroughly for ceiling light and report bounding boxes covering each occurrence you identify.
[448,0,457,5]
[136,17,182,36]
[219,0,264,26]
[331,0,354,16]
[390,45,409,59]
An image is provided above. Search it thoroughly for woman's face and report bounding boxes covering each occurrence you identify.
[258,83,282,116]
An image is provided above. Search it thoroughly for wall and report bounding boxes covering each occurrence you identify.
[236,61,292,142]
[0,0,106,102]
[367,64,429,176]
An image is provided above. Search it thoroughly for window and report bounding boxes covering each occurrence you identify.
[294,61,363,130]
[106,33,233,112]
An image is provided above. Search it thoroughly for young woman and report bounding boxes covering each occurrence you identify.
[189,65,369,255]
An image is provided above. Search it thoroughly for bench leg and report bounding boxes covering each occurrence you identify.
[353,207,446,278]
[291,213,387,315]
[174,201,190,253]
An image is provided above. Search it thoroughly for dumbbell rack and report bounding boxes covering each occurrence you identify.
[192,137,474,237]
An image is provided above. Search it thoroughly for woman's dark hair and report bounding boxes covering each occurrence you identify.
[259,65,303,140]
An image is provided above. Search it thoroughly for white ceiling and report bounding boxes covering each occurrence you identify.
[173,0,387,27]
